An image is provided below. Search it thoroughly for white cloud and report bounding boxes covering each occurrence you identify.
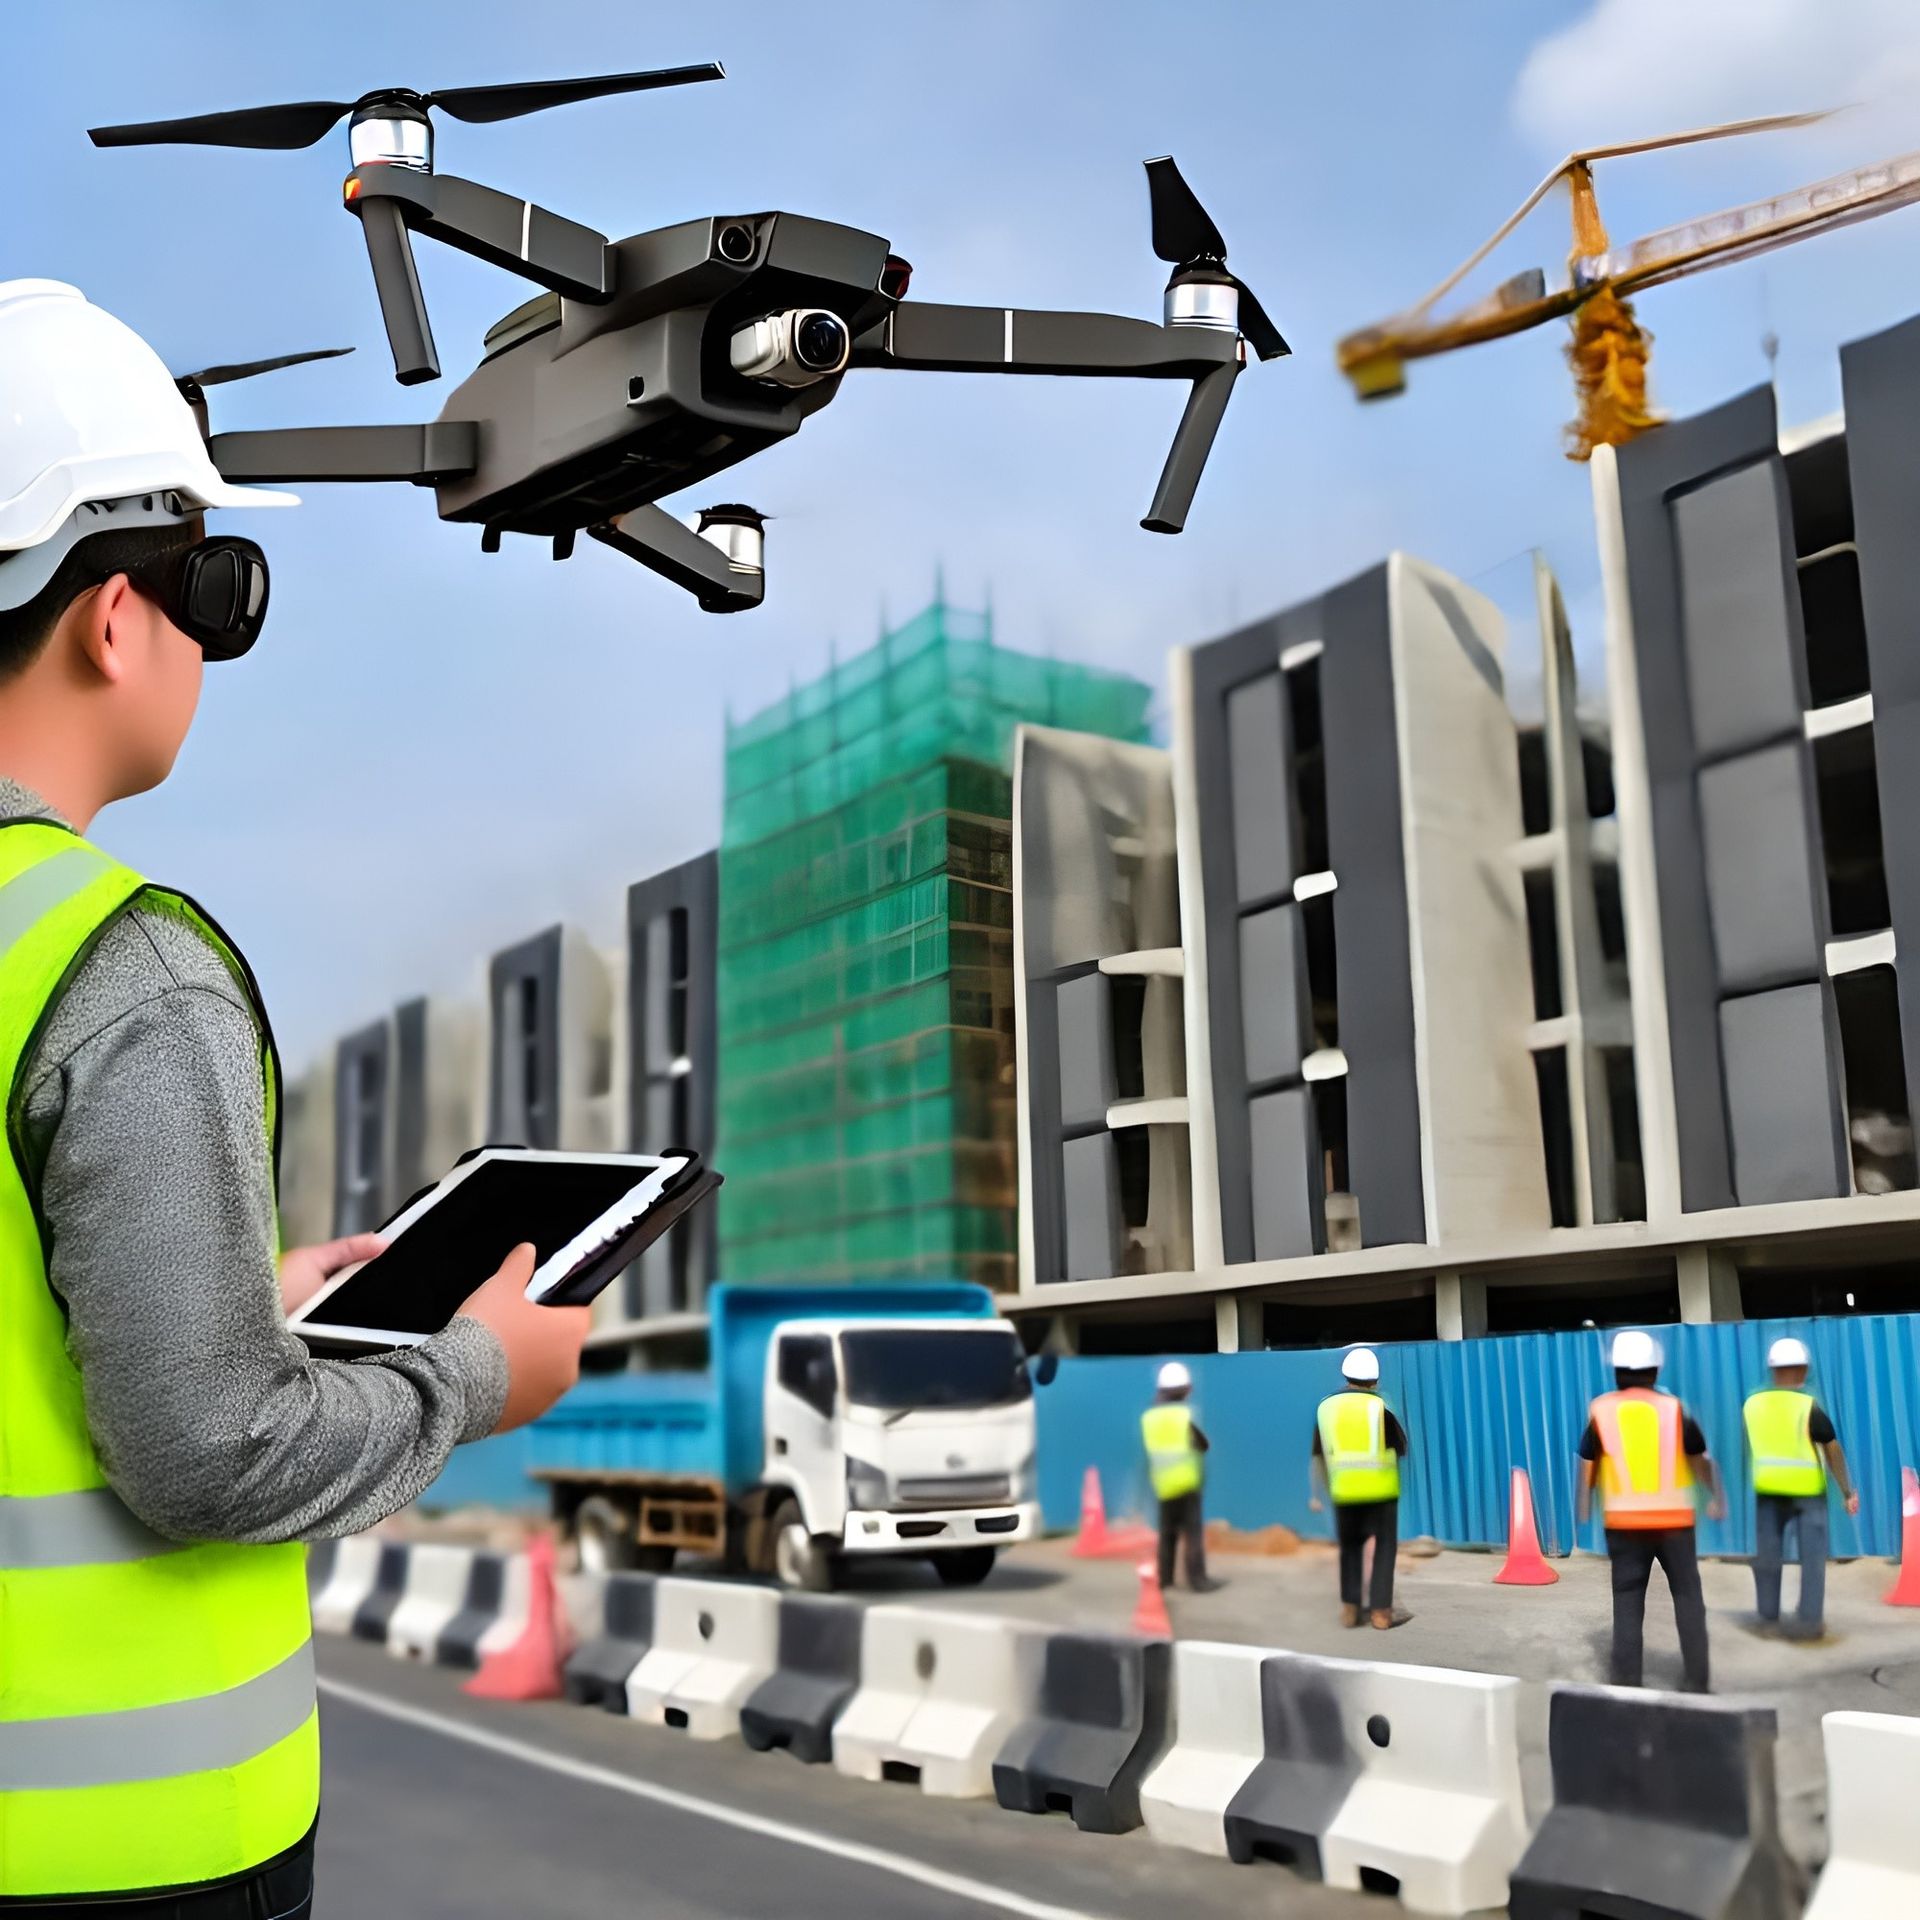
[1513,0,1920,155]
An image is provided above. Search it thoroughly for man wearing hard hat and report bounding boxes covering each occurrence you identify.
[1141,1361,1221,1591]
[1744,1336,1858,1642]
[1576,1329,1724,1691]
[0,282,592,1912]
[1309,1348,1410,1628]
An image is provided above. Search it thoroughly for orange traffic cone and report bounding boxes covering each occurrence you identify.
[1133,1558,1173,1638]
[465,1533,570,1700]
[1493,1466,1559,1586]
[1071,1466,1157,1559]
[1886,1466,1920,1608]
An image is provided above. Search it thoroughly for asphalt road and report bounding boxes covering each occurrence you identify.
[314,1634,1371,1920]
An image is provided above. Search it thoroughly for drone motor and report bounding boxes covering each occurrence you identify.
[728,308,852,388]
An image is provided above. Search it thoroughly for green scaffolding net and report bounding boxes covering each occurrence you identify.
[716,596,1152,1293]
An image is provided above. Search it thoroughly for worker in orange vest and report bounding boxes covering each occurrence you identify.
[1575,1329,1724,1691]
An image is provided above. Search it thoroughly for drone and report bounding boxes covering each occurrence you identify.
[91,63,1287,613]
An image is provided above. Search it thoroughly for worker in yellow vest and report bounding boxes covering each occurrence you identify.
[1141,1362,1221,1591]
[1309,1348,1410,1629]
[0,283,592,1912]
[1744,1336,1858,1643]
[1576,1329,1724,1691]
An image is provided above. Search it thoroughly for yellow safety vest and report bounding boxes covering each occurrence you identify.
[1316,1391,1400,1505]
[0,823,316,1898]
[1141,1402,1202,1501]
[1744,1389,1826,1498]
[1590,1387,1696,1530]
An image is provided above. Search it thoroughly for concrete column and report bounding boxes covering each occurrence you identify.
[1676,1245,1742,1324]
[1435,1270,1489,1341]
[1215,1293,1262,1353]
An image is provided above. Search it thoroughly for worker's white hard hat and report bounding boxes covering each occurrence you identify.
[1768,1336,1811,1369]
[1341,1347,1380,1383]
[0,280,296,610]
[1156,1361,1192,1393]
[1610,1328,1663,1371]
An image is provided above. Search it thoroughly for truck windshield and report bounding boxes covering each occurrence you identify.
[840,1329,1032,1412]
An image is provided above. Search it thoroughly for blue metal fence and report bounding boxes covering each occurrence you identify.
[1034,1310,1920,1559]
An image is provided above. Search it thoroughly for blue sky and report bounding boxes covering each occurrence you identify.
[10,1,1920,1061]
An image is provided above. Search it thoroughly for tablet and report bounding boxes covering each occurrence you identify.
[289,1147,718,1350]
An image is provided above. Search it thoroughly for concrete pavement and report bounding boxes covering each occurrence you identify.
[315,1633,1366,1920]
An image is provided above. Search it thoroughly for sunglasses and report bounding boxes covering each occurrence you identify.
[121,536,271,662]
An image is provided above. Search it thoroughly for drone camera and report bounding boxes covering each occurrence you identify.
[347,104,433,174]
[715,221,757,264]
[728,308,851,388]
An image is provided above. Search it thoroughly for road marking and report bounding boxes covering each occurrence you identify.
[318,1677,1113,1920]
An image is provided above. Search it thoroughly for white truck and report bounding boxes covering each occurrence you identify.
[532,1282,1042,1589]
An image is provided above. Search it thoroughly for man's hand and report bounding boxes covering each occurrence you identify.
[1708,1497,1727,1523]
[1308,1494,1324,1514]
[456,1244,592,1434]
[1846,1489,1862,1517]
[279,1232,385,1316]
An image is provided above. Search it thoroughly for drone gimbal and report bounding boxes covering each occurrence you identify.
[93,64,1288,613]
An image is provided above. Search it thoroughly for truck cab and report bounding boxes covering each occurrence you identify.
[761,1315,1040,1589]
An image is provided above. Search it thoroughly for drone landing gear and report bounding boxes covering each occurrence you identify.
[589,504,765,614]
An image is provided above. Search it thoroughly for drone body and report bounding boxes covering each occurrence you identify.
[93,63,1287,612]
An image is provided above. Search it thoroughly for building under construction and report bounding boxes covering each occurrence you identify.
[714,595,1151,1294]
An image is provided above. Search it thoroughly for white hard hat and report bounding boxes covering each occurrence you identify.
[1610,1328,1663,1371]
[1341,1347,1380,1383]
[1156,1361,1192,1393]
[1768,1336,1811,1369]
[0,281,296,607]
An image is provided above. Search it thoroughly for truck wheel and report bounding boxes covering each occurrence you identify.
[770,1499,838,1593]
[932,1547,997,1587]
[574,1496,639,1574]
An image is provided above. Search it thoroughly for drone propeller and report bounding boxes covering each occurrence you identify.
[1144,155,1289,361]
[176,346,354,388]
[88,62,726,151]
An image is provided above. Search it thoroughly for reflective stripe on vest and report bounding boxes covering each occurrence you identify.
[1142,1402,1202,1501]
[1591,1387,1696,1529]
[1317,1391,1400,1505]
[1744,1389,1826,1498]
[0,822,316,1899]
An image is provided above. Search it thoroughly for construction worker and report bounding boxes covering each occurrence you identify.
[1576,1329,1724,1692]
[1142,1361,1220,1592]
[0,281,592,1914]
[1744,1335,1859,1642]
[1309,1347,1410,1629]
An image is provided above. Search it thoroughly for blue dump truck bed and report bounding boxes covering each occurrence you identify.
[527,1281,996,1497]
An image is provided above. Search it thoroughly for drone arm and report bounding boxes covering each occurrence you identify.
[1142,356,1240,534]
[206,423,480,484]
[349,168,613,301]
[588,506,763,615]
[358,198,440,386]
[851,302,1234,378]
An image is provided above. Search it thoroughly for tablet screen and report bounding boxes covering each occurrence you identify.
[300,1159,652,1337]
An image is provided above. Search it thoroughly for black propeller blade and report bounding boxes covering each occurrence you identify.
[1143,155,1289,362]
[89,61,725,151]
[177,347,354,388]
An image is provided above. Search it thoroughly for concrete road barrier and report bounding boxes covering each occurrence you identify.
[563,1573,657,1711]
[350,1542,410,1644]
[1223,1651,1372,1879]
[1139,1641,1267,1856]
[834,1606,1046,1799]
[434,1551,517,1670]
[1806,1710,1920,1919]
[310,1536,381,1635]
[740,1593,864,1765]
[1509,1685,1801,1920]
[386,1544,477,1663]
[992,1629,1172,1834]
[1318,1659,1527,1916]
[625,1577,779,1739]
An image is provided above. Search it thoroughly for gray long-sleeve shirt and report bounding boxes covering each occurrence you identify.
[5,778,507,1542]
